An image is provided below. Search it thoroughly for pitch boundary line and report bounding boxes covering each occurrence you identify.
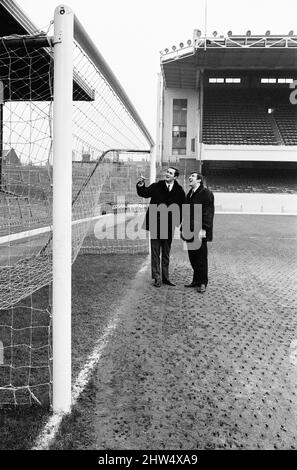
[0,214,111,245]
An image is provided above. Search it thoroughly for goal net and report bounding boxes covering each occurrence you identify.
[0,11,152,407]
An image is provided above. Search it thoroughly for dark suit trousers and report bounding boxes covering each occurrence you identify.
[187,239,208,286]
[150,238,172,281]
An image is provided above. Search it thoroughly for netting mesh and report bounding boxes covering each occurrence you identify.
[0,32,151,406]
[71,41,151,257]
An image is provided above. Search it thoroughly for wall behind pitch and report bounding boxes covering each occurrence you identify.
[163,88,198,161]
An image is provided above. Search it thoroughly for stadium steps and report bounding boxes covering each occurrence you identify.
[267,114,285,145]
[274,106,297,145]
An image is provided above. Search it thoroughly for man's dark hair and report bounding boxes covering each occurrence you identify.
[168,167,180,178]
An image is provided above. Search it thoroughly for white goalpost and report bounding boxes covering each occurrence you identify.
[0,2,154,412]
[52,5,74,413]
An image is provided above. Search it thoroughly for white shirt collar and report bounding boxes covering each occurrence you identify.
[191,184,201,193]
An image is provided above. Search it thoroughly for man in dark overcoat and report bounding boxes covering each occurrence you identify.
[182,172,214,293]
[136,167,185,287]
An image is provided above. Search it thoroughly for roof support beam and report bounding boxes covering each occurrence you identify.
[0,35,52,49]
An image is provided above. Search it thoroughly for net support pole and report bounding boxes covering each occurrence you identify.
[52,4,74,413]
[150,145,156,184]
[150,78,157,184]
[155,73,163,172]
[198,70,204,174]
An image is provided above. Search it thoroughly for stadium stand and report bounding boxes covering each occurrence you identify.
[159,33,297,196]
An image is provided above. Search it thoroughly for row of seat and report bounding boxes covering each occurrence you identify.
[202,103,297,145]
[204,169,297,194]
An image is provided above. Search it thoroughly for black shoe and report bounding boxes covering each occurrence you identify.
[184,282,198,288]
[197,284,206,293]
[153,278,162,287]
[162,279,175,286]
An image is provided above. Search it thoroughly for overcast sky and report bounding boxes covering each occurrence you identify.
[18,0,297,138]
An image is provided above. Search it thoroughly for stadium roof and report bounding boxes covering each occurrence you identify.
[160,32,297,89]
[0,0,93,101]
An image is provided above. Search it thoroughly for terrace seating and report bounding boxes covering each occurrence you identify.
[202,88,296,146]
[203,169,297,194]
[203,104,278,145]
